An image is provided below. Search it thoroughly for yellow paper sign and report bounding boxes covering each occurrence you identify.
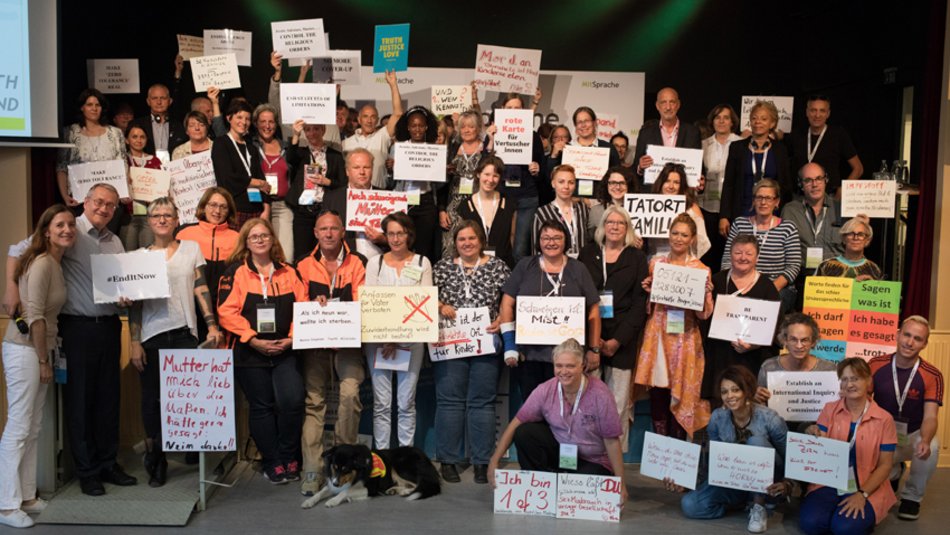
[803,277,853,309]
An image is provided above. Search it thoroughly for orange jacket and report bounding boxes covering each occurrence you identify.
[295,242,367,301]
[176,220,239,305]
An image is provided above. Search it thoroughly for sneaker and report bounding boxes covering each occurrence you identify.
[0,509,34,528]
[898,499,920,521]
[284,461,301,482]
[21,498,49,514]
[747,503,767,533]
[300,472,324,496]
[263,464,288,485]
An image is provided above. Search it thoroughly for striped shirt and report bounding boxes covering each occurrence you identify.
[721,217,801,283]
[532,201,590,257]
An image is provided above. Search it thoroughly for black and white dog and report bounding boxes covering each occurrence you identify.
[301,444,441,509]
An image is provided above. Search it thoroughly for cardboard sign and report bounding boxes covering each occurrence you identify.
[203,29,253,66]
[623,194,687,238]
[361,286,438,343]
[373,24,410,73]
[474,44,542,95]
[191,54,241,91]
[494,470,557,518]
[493,109,533,165]
[741,95,794,133]
[803,277,901,361]
[177,35,204,60]
[767,371,841,422]
[561,145,610,181]
[87,59,139,94]
[271,19,327,60]
[650,263,708,312]
[312,50,362,86]
[430,85,472,116]
[428,307,495,361]
[840,180,897,218]
[595,113,622,143]
[279,83,336,124]
[168,152,217,224]
[159,349,236,452]
[708,294,781,346]
[785,432,849,489]
[392,142,447,182]
[643,145,703,187]
[515,296,585,346]
[129,167,171,203]
[556,473,622,522]
[292,301,362,349]
[91,250,170,304]
[708,441,774,493]
[67,159,129,201]
[639,431,701,490]
[345,189,408,233]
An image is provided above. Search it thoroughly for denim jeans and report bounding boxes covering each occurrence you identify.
[141,328,198,444]
[513,195,539,263]
[799,486,876,535]
[234,356,305,470]
[433,353,501,465]
[681,482,750,519]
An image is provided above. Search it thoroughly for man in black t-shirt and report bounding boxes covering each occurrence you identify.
[789,95,863,197]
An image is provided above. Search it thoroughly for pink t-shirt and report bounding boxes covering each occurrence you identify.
[516,376,622,471]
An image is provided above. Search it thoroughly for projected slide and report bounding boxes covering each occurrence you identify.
[0,0,29,137]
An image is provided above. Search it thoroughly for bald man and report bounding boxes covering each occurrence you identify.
[633,87,702,176]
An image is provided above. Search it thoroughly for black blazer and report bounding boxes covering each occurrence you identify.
[129,115,187,156]
[577,242,649,369]
[632,119,703,171]
[284,146,346,211]
[719,139,793,222]
[211,135,265,213]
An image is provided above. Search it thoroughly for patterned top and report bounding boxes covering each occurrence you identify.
[57,123,127,172]
[815,255,883,280]
[532,200,590,257]
[722,216,802,283]
[433,256,511,320]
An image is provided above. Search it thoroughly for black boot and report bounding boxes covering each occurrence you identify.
[149,452,168,487]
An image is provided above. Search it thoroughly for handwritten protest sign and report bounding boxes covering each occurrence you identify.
[785,432,849,489]
[293,301,361,349]
[393,143,447,182]
[767,371,840,422]
[428,307,494,361]
[430,85,472,116]
[493,109,533,165]
[623,194,687,238]
[650,263,708,311]
[361,286,438,343]
[840,180,897,218]
[67,159,129,201]
[129,167,171,203]
[556,474,622,522]
[595,113,621,143]
[279,83,336,124]
[312,50,362,86]
[88,59,139,94]
[515,296,585,346]
[741,96,794,133]
[708,441,774,493]
[803,277,901,361]
[373,24,410,72]
[204,29,252,66]
[168,152,217,224]
[494,470,557,518]
[271,19,327,60]
[345,189,408,233]
[643,145,703,186]
[708,295,781,346]
[562,145,610,181]
[91,250,169,304]
[474,44,541,95]
[160,349,236,452]
[639,431,701,490]
[191,54,241,91]
[177,35,204,60]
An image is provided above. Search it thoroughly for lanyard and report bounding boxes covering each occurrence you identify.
[228,135,252,176]
[558,376,586,434]
[258,267,274,301]
[805,203,827,239]
[258,146,284,172]
[806,125,827,163]
[892,357,921,417]
[473,193,498,237]
[750,143,771,178]
[848,401,870,450]
[129,155,148,168]
[456,257,483,301]
[540,257,565,297]
[727,269,761,296]
[750,216,775,250]
[601,247,609,284]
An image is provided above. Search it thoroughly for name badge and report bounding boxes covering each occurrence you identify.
[265,173,279,193]
[256,303,277,334]
[402,264,423,282]
[666,309,685,334]
[247,188,263,203]
[895,418,910,448]
[599,290,614,319]
[132,202,148,216]
[406,187,421,206]
[559,443,578,470]
[298,189,317,206]
[806,247,824,270]
[505,179,521,188]
[459,177,474,195]
[484,248,496,257]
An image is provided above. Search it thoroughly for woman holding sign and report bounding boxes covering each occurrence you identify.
[587,166,641,248]
[799,358,897,535]
[432,221,511,484]
[251,104,295,260]
[457,156,517,267]
[393,106,442,263]
[651,163,709,259]
[440,111,488,257]
[815,216,883,281]
[121,125,163,251]
[212,100,271,229]
[635,213,714,439]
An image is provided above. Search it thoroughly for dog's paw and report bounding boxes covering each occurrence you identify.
[384,487,399,496]
[405,491,423,501]
[325,496,349,508]
[397,487,416,497]
[301,497,318,509]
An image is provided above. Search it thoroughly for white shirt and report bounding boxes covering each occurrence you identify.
[343,128,393,189]
[700,133,742,213]
[61,214,124,317]
[140,240,205,342]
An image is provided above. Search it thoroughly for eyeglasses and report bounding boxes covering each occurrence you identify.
[90,198,117,211]
[840,376,864,384]
[787,336,813,346]
[206,202,229,211]
[148,213,176,220]
[604,220,627,227]
[386,231,408,239]
[247,234,272,243]
[844,232,869,240]
[754,195,777,203]
[540,235,565,243]
[607,181,627,188]
[801,176,827,185]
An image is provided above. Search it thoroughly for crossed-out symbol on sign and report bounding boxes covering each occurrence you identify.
[403,295,433,324]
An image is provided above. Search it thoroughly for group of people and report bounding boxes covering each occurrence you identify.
[0,49,940,535]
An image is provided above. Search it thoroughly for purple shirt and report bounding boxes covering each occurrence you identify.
[516,376,622,471]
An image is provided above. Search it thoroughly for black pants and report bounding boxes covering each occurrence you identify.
[514,422,611,475]
[292,207,319,263]
[234,356,305,470]
[516,360,554,401]
[60,314,122,478]
[408,194,439,264]
[141,328,198,446]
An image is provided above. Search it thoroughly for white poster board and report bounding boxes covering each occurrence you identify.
[345,189,408,233]
[168,152,217,224]
[279,83,336,124]
[91,250,170,304]
[840,180,897,218]
[67,159,129,201]
[430,85,472,116]
[203,29,253,66]
[271,19,327,59]
[361,286,439,343]
[474,44,542,95]
[639,431,701,490]
[177,35,204,60]
[785,432,850,489]
[312,50,362,86]
[623,194,687,238]
[129,167,171,203]
[159,349,236,451]
[515,296,585,345]
[650,263,708,312]
[741,96,794,133]
[292,301,362,349]
[87,59,140,94]
[493,470,557,518]
[392,143,447,182]
[561,145,610,181]
[493,109,533,165]
[427,307,495,361]
[708,441,774,493]
[556,473,622,522]
[191,54,241,91]
[766,371,840,422]
[643,145,703,186]
[708,295,781,346]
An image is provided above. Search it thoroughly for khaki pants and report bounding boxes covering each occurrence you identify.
[301,348,365,473]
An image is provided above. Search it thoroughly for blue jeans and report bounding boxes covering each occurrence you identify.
[433,354,501,465]
[799,487,876,535]
[681,482,750,519]
[234,357,305,470]
[513,196,539,264]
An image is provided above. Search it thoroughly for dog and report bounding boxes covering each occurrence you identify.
[301,444,441,509]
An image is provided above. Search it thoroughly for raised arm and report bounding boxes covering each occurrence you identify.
[384,70,404,139]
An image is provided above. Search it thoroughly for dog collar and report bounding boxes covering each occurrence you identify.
[370,452,386,479]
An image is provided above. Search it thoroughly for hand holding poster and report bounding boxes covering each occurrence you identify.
[345,189,408,233]
[67,159,129,201]
[741,96,794,133]
[785,432,849,489]
[168,152,217,224]
[361,286,438,343]
[373,24,410,73]
[623,194,687,238]
[561,145,610,181]
[474,44,542,95]
[493,470,556,518]
[650,263,708,311]
[766,371,840,421]
[639,431,701,490]
[271,19,327,59]
[428,307,495,361]
[87,59,140,94]
[204,29,253,66]
[373,347,411,371]
[840,180,897,218]
[293,301,362,349]
[643,145,703,186]
[279,83,336,124]
[129,167,171,203]
[430,85,472,116]
[393,143,448,182]
[160,349,235,452]
[708,295,781,346]
[91,250,170,304]
[708,441,774,493]
[493,109,533,165]
[515,296,585,345]
[191,54,241,91]
[177,35,204,60]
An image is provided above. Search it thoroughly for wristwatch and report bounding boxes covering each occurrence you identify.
[860,490,869,499]
[589,347,601,354]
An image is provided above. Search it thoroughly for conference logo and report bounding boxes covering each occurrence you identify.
[375,76,414,86]
[580,80,621,90]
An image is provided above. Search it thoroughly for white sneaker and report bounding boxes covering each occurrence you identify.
[748,503,767,533]
[22,498,49,514]
[0,509,35,528]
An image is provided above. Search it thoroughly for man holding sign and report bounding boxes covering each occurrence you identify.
[342,71,404,189]
[321,149,389,260]
[634,88,702,177]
